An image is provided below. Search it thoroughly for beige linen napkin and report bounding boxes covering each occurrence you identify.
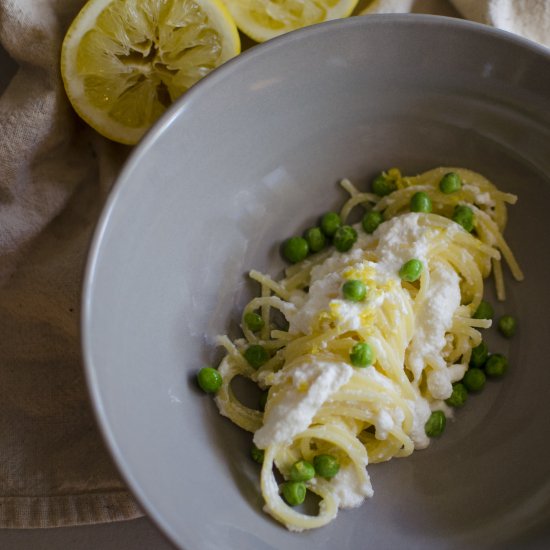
[0,0,141,528]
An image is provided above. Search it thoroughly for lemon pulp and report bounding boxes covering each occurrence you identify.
[223,0,359,42]
[61,0,240,144]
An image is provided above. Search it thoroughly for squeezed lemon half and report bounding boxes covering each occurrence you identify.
[61,0,240,144]
[222,0,359,43]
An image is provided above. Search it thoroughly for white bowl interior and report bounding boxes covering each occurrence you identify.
[83,15,550,549]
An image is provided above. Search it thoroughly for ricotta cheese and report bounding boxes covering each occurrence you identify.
[407,262,461,391]
[328,464,374,508]
[463,184,496,207]
[408,394,432,449]
[374,213,430,275]
[253,358,353,448]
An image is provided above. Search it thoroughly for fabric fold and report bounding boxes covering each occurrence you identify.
[0,0,140,528]
[451,0,550,48]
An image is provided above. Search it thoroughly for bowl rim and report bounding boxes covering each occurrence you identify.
[81,13,550,549]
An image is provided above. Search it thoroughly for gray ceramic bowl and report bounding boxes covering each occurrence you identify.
[82,14,550,550]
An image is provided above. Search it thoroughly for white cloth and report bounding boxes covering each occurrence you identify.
[361,0,550,48]
[451,0,550,48]
[360,0,459,16]
[0,0,547,529]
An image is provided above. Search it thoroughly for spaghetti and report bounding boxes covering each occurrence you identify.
[213,167,522,531]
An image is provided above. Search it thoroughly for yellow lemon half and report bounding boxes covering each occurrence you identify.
[61,0,240,144]
[222,0,359,43]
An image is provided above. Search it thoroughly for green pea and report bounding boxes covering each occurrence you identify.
[196,367,222,393]
[289,460,315,482]
[399,259,423,282]
[244,345,269,369]
[333,225,357,252]
[313,454,340,479]
[250,444,264,464]
[452,205,475,232]
[244,311,264,332]
[410,191,432,213]
[320,212,342,237]
[282,237,309,263]
[473,300,494,320]
[445,383,468,407]
[470,341,489,368]
[281,481,307,506]
[463,368,486,392]
[342,280,367,302]
[362,211,384,234]
[349,342,374,367]
[439,172,462,194]
[498,315,517,338]
[425,410,446,437]
[304,226,326,253]
[371,173,397,196]
[485,353,508,378]
[258,390,268,412]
